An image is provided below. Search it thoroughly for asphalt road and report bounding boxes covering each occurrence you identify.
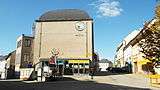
[0,77,151,90]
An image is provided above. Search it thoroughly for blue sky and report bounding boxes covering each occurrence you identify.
[0,0,156,60]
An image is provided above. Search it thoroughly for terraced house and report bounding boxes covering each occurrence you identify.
[115,18,160,75]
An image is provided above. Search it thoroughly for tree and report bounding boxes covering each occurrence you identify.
[139,4,160,67]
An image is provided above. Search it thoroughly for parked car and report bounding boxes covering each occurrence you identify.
[107,67,129,73]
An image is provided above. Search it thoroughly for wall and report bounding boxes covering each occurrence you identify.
[116,43,125,67]
[33,20,93,64]
[15,36,22,72]
[21,36,33,68]
[124,45,132,64]
[99,62,113,71]
[6,51,16,69]
[15,35,33,72]
[131,43,144,74]
[0,60,6,73]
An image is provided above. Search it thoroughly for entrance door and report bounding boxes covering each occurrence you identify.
[134,62,138,73]
[72,63,79,74]
[65,60,90,75]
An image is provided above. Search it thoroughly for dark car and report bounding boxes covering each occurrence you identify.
[106,67,112,71]
[107,67,129,73]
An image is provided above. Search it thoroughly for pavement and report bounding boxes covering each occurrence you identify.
[64,72,160,90]
[0,72,159,90]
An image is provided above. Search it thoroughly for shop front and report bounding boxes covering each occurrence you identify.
[64,60,90,75]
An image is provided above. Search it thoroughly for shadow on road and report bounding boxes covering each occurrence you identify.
[0,77,151,90]
[94,71,130,76]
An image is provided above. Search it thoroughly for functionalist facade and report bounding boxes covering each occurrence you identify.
[33,9,94,74]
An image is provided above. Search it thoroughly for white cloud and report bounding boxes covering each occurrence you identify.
[90,0,123,17]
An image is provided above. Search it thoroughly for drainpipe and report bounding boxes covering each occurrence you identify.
[39,22,43,59]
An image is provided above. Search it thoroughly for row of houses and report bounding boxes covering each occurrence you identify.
[114,18,160,75]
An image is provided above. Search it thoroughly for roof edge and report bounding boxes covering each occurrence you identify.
[35,19,93,22]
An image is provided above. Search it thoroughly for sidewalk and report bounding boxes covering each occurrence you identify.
[151,83,160,88]
[65,74,160,90]
[143,74,160,88]
[0,79,22,82]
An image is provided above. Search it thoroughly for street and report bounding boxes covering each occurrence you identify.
[0,72,159,90]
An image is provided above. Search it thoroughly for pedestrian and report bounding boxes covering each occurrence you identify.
[90,67,95,79]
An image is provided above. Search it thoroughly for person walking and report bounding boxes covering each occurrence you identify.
[90,67,95,79]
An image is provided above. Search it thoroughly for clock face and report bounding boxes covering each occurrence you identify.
[75,22,86,31]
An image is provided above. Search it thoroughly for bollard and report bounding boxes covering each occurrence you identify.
[37,68,42,82]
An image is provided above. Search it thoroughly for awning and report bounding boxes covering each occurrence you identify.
[138,59,151,64]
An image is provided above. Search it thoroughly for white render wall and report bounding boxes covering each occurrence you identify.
[0,60,6,73]
[99,63,112,71]
[124,30,140,45]
[124,45,132,63]
[115,30,140,68]
[15,35,23,72]
[0,60,7,79]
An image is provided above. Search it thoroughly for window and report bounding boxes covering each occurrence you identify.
[17,40,22,48]
[24,39,31,47]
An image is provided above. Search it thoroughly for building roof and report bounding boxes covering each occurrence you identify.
[36,9,92,22]
[5,50,16,60]
[0,56,4,61]
[99,59,112,63]
[124,19,155,49]
[0,55,7,61]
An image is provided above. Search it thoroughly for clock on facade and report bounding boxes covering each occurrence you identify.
[75,21,86,31]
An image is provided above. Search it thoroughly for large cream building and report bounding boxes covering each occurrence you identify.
[33,9,94,74]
